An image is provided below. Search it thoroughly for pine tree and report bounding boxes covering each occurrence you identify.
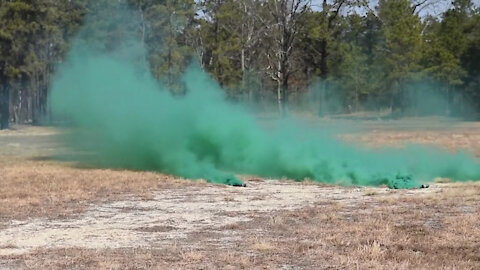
[134,0,196,94]
[0,0,85,129]
[378,0,423,113]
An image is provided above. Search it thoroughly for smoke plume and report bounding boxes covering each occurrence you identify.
[50,5,480,188]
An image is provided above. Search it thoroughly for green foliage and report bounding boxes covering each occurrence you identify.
[129,0,196,93]
[0,0,86,128]
[337,44,369,110]
[378,0,423,100]
[196,0,243,88]
[1,0,480,127]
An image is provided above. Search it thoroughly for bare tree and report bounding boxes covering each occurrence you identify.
[238,0,269,100]
[266,0,311,117]
[410,0,453,15]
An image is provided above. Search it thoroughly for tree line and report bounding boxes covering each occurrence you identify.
[1,0,479,129]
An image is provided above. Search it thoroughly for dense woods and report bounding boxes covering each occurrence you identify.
[1,0,480,129]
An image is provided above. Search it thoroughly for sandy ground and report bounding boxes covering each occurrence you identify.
[1,119,480,269]
[1,179,435,257]
[0,181,366,255]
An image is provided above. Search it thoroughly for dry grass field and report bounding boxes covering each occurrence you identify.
[1,119,480,269]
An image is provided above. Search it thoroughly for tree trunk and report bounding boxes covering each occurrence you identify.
[318,82,326,117]
[446,85,451,116]
[0,84,10,130]
[318,39,328,117]
[277,57,288,118]
[240,2,247,98]
[354,67,359,113]
[281,77,288,118]
[277,78,283,116]
[319,39,328,77]
[355,85,359,113]
[32,71,39,125]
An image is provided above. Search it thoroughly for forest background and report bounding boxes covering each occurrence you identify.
[0,0,479,129]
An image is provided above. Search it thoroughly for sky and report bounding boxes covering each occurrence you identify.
[194,0,480,20]
[311,0,480,18]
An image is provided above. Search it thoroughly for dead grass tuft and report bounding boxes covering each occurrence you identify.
[180,250,205,262]
[251,241,274,252]
[434,177,452,183]
[364,189,379,196]
[223,196,235,202]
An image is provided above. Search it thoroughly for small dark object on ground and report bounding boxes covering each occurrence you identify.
[421,184,430,189]
[232,183,247,187]
[223,177,246,187]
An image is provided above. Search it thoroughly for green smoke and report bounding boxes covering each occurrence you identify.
[50,8,480,188]
[50,40,480,188]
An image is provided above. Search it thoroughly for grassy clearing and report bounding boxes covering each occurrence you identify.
[1,124,480,269]
[3,183,479,269]
[0,160,199,220]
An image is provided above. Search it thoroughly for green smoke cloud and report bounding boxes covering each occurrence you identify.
[50,5,480,188]
[50,40,480,188]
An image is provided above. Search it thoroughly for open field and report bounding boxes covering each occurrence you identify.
[1,119,480,269]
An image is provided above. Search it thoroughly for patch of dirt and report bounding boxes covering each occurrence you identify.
[1,182,479,269]
[0,180,367,255]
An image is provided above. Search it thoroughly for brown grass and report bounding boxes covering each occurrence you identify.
[343,128,480,156]
[250,239,274,252]
[0,160,199,219]
[3,184,479,269]
[222,185,480,269]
